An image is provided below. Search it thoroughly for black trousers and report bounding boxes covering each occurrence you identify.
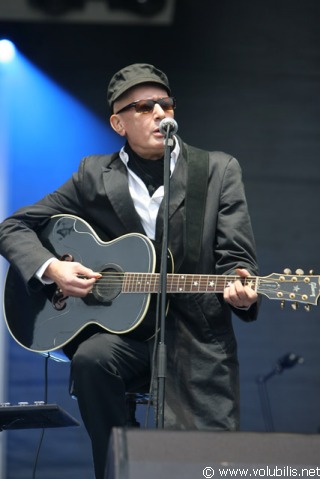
[70,332,151,479]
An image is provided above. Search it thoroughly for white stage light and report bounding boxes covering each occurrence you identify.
[0,39,16,63]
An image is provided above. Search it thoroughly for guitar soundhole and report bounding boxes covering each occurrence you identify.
[92,264,123,304]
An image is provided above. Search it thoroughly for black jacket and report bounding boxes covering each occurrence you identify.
[0,138,259,430]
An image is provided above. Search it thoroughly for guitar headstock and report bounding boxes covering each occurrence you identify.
[258,269,319,309]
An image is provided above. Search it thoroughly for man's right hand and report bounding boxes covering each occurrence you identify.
[44,259,102,297]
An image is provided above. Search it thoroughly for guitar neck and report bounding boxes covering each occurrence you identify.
[122,273,255,294]
[120,271,319,306]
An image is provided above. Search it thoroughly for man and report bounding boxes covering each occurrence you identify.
[0,63,259,479]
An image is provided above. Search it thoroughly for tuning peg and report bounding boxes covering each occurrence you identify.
[295,269,304,275]
[283,268,292,275]
[291,302,298,311]
[309,270,314,275]
[304,304,311,312]
[280,301,285,309]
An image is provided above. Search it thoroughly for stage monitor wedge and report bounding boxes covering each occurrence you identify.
[106,428,320,479]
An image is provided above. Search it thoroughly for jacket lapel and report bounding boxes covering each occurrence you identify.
[155,142,187,241]
[102,144,188,241]
[102,157,146,235]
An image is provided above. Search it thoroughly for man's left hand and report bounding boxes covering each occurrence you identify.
[223,268,258,309]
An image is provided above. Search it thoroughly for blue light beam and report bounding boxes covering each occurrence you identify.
[0,48,124,211]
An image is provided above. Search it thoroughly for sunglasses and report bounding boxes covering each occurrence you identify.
[115,96,176,115]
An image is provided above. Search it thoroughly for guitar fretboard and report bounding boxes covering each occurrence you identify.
[121,273,257,293]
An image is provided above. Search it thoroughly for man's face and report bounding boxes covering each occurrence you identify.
[110,84,175,160]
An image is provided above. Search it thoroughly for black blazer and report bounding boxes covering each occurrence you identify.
[0,138,259,431]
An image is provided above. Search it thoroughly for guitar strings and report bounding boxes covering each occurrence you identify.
[93,272,255,281]
[87,273,257,292]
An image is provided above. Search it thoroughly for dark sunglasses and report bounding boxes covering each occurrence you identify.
[115,96,176,115]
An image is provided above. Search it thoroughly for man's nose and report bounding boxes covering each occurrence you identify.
[153,103,166,117]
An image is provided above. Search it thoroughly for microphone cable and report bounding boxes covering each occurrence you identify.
[31,353,49,479]
[145,290,162,429]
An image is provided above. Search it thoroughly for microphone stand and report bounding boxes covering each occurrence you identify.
[156,126,175,429]
[256,371,276,432]
[256,352,304,432]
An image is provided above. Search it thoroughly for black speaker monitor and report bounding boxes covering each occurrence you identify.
[106,428,320,479]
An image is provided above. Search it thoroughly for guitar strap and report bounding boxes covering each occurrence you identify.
[179,143,209,273]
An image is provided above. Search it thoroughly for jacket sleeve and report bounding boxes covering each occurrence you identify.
[214,156,260,321]
[0,161,87,289]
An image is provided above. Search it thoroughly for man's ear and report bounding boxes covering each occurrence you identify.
[110,114,126,136]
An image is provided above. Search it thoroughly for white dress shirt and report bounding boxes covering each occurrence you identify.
[119,138,180,240]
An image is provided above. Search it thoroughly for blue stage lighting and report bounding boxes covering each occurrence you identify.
[0,51,124,210]
[0,39,16,63]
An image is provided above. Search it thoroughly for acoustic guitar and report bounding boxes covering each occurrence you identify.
[3,215,319,361]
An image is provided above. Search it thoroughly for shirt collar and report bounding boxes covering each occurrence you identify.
[119,135,180,168]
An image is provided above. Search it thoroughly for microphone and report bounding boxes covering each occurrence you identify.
[275,352,304,373]
[256,352,304,383]
[159,117,178,136]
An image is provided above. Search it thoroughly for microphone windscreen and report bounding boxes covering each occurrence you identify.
[159,118,178,135]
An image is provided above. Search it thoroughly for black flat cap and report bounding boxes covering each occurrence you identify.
[107,63,171,111]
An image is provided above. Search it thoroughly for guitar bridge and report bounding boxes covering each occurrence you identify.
[52,288,68,311]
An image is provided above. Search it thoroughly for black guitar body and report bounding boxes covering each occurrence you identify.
[4,216,161,359]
